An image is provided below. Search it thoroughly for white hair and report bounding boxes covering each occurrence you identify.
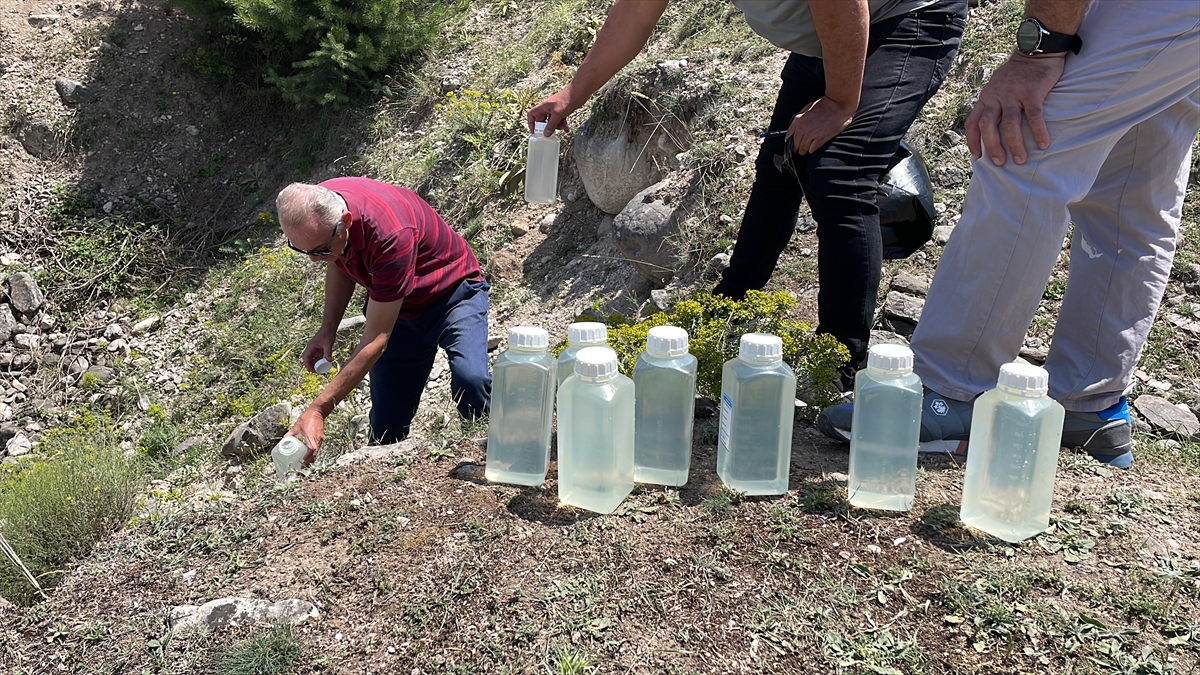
[276,183,346,231]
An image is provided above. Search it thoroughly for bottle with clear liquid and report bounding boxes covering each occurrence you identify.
[525,121,560,204]
[557,346,635,513]
[716,333,796,496]
[486,326,556,486]
[557,322,607,385]
[633,325,697,486]
[960,362,1065,543]
[272,436,306,484]
[848,344,922,511]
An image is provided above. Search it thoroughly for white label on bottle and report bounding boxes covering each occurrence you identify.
[719,393,733,449]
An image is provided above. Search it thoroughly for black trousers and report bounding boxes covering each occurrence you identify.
[714,0,967,377]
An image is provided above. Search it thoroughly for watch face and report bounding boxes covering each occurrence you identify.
[1017,19,1042,53]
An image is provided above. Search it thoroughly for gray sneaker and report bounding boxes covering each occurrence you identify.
[817,386,973,456]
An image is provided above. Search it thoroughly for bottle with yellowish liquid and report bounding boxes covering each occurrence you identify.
[848,344,922,511]
[486,326,556,486]
[557,346,635,513]
[633,326,697,486]
[960,362,1064,543]
[525,121,560,204]
[557,322,607,385]
[716,333,796,496]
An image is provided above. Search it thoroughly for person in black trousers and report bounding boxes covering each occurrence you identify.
[529,0,968,388]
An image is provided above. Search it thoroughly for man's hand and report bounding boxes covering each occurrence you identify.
[786,96,857,156]
[302,329,335,372]
[288,407,326,467]
[966,53,1065,166]
[528,88,575,136]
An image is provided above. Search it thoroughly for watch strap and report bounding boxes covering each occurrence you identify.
[1038,30,1082,55]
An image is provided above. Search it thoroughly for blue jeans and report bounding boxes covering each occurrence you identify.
[713,0,967,379]
[369,278,492,443]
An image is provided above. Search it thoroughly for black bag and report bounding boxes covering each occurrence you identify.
[877,141,937,260]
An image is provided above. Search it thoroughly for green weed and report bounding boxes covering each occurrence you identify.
[211,623,301,675]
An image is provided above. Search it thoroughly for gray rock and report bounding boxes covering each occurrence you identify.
[53,78,88,104]
[104,324,124,340]
[13,334,38,352]
[0,425,17,446]
[596,214,614,239]
[510,221,529,238]
[5,434,31,457]
[883,291,924,324]
[613,180,686,285]
[169,597,318,633]
[65,355,89,375]
[171,436,205,457]
[84,365,115,383]
[0,305,17,343]
[1018,344,1049,364]
[932,225,955,245]
[334,439,420,467]
[221,402,293,459]
[539,213,557,232]
[650,289,670,312]
[573,117,673,214]
[794,212,817,233]
[868,330,909,350]
[10,354,32,371]
[486,335,503,351]
[27,14,59,27]
[16,122,57,158]
[131,316,162,335]
[107,338,130,356]
[0,402,11,423]
[0,353,13,369]
[8,273,43,315]
[337,315,366,334]
[890,271,930,297]
[708,252,731,272]
[1132,395,1200,439]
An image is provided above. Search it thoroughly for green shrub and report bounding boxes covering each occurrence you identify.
[560,291,849,408]
[0,416,141,605]
[212,623,301,675]
[172,0,459,106]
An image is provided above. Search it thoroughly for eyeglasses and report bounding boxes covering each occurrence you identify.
[287,223,340,257]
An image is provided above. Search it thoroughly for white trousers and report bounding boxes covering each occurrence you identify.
[912,0,1200,412]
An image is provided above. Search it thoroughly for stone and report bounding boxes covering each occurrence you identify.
[10,354,33,371]
[53,77,88,104]
[890,271,930,297]
[650,289,671,312]
[5,434,31,457]
[65,356,89,375]
[171,436,205,457]
[573,117,675,214]
[13,334,38,352]
[1018,342,1049,364]
[27,14,59,27]
[0,425,16,446]
[221,402,294,459]
[596,214,614,239]
[337,315,366,334]
[932,225,955,245]
[7,273,43,314]
[107,338,130,356]
[1132,395,1200,439]
[486,335,503,351]
[0,403,11,423]
[0,305,17,343]
[868,330,909,350]
[16,122,57,158]
[84,365,115,383]
[104,323,124,340]
[510,222,529,238]
[539,213,557,232]
[708,252,731,272]
[883,291,924,324]
[132,316,162,335]
[169,597,318,633]
[613,180,687,285]
[334,439,420,468]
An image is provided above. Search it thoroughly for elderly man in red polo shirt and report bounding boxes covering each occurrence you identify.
[276,177,491,464]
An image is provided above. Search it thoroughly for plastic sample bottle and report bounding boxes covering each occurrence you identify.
[848,344,922,511]
[633,325,697,486]
[486,326,557,486]
[272,436,306,483]
[525,121,560,204]
[716,333,796,495]
[557,346,635,513]
[557,322,608,385]
[960,362,1065,543]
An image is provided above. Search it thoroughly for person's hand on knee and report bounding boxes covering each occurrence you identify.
[967,53,1064,166]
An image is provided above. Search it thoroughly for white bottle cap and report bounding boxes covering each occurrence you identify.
[646,325,689,357]
[567,322,607,345]
[739,333,783,362]
[997,361,1049,396]
[507,325,548,349]
[314,358,332,375]
[277,436,305,456]
[866,344,913,374]
[534,121,547,133]
[573,346,618,381]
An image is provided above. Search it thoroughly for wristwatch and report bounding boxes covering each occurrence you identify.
[1016,17,1082,56]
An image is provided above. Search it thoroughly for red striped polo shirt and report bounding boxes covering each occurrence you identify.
[320,177,482,320]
